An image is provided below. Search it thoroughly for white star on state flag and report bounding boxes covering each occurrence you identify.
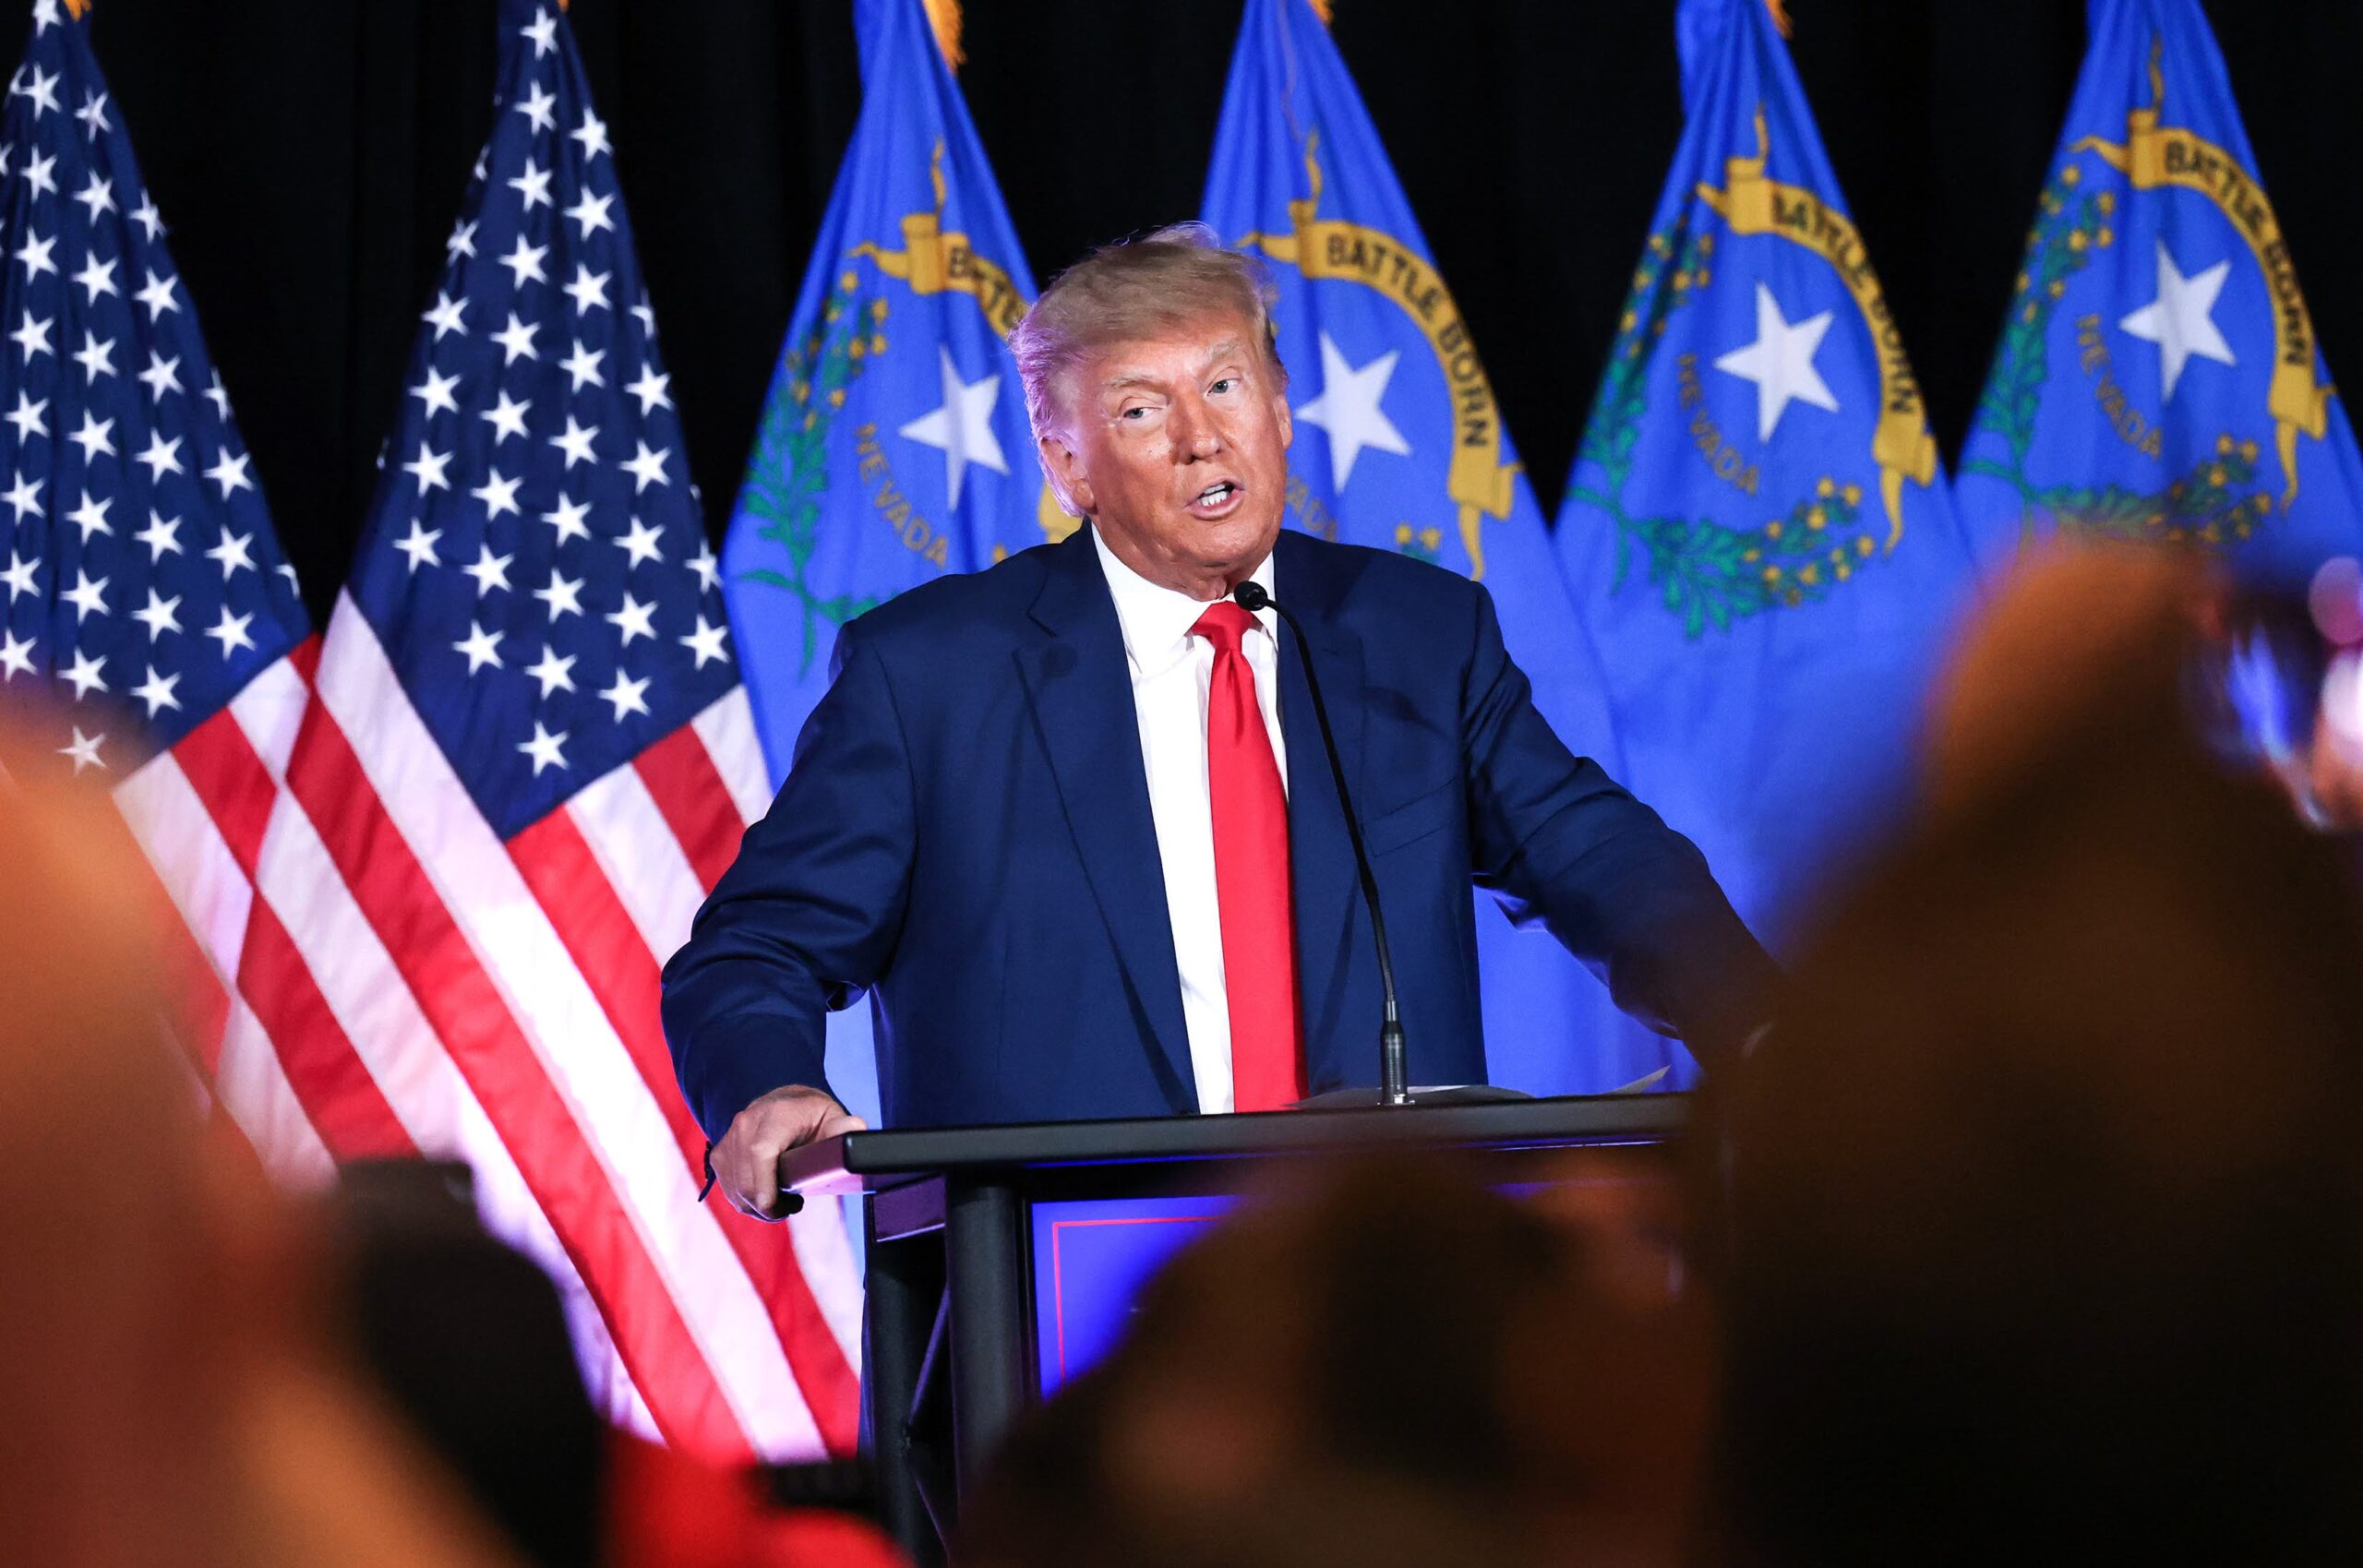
[897,345,1008,509]
[1714,281,1841,443]
[1295,332,1412,489]
[2118,238,2237,404]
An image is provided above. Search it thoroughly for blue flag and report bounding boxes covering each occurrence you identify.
[720,0,1056,1131]
[1955,0,2363,585]
[1553,0,1978,940]
[1205,0,1676,1095]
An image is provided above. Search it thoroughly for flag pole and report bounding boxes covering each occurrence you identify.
[922,0,963,68]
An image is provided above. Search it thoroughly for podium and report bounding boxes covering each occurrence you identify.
[778,1093,1691,1561]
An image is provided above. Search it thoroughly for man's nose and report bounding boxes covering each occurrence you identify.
[1170,395,1225,460]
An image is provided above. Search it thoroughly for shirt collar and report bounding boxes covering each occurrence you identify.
[1090,526,1279,677]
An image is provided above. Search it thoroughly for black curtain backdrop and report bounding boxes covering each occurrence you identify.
[22,0,2363,625]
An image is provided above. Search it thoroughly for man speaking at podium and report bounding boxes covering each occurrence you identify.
[663,226,1779,1221]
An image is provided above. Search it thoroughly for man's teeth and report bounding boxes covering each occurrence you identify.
[1197,483,1234,504]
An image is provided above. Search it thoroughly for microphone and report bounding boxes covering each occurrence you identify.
[1232,579,1411,1107]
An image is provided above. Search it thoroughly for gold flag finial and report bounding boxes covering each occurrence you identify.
[922,0,964,69]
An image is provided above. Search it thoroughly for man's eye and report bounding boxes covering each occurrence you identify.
[1209,377,1236,395]
[1121,406,1149,420]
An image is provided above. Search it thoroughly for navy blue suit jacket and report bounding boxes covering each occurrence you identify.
[663,526,1778,1139]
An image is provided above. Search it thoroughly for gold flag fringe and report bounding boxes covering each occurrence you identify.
[1765,0,1792,37]
[1308,0,1334,22]
[923,0,965,69]
[64,0,90,16]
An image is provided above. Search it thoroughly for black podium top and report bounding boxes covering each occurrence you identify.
[778,1091,1690,1198]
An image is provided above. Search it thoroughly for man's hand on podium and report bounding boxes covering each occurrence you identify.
[714,1084,866,1221]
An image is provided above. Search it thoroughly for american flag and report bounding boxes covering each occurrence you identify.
[11,0,861,1461]
[0,0,329,1160]
[280,0,860,1456]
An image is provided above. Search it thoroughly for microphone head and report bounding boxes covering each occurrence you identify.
[1231,580,1271,612]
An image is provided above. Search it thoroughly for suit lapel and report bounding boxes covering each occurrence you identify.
[1273,532,1369,1093]
[1015,530,1196,1108]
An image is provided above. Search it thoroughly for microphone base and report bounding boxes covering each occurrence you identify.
[1293,1083,1534,1110]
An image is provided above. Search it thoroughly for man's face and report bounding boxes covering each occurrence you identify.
[1041,314,1293,599]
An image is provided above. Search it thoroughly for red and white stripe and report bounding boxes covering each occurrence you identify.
[109,601,862,1462]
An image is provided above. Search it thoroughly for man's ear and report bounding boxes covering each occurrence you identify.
[1040,433,1094,518]
[1272,385,1293,453]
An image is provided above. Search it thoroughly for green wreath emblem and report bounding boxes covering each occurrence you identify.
[1960,162,2271,549]
[1569,228,1886,640]
[733,272,892,676]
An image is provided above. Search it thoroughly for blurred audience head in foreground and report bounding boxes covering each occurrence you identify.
[0,730,520,1568]
[962,1150,1708,1568]
[1717,545,2363,1564]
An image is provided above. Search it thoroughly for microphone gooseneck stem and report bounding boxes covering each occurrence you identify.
[1234,581,1411,1107]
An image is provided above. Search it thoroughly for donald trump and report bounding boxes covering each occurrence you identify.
[664,225,1778,1219]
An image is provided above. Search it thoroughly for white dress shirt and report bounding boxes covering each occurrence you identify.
[1091,528,1288,1116]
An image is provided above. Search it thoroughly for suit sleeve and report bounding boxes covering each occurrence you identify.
[1458,583,1783,1066]
[660,627,917,1141]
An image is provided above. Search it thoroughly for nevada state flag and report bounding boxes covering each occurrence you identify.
[1954,0,2363,584]
[1553,0,1979,938]
[1205,0,1677,1095]
[720,0,1053,1131]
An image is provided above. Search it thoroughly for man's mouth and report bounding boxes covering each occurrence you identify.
[1186,479,1243,519]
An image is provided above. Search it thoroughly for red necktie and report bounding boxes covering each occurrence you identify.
[1191,601,1304,1111]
